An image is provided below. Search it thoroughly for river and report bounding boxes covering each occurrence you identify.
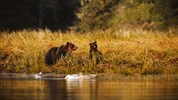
[0,74,178,100]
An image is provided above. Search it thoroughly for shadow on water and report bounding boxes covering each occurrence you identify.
[0,74,178,100]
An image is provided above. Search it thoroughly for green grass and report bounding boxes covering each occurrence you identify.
[0,29,178,74]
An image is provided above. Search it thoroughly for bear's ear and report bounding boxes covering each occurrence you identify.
[94,41,97,44]
[66,42,70,45]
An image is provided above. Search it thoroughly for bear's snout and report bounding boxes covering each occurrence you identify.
[71,46,78,51]
[75,47,78,50]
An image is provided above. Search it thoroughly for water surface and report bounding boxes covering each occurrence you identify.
[0,74,178,100]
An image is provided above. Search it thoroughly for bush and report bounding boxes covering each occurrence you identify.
[74,0,178,32]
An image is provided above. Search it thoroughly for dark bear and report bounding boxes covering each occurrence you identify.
[45,42,78,66]
[89,41,103,64]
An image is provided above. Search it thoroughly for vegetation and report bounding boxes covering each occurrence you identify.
[0,29,178,74]
[0,0,80,30]
[1,0,177,31]
[0,0,178,75]
[74,0,178,32]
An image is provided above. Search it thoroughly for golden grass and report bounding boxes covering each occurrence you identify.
[0,29,178,74]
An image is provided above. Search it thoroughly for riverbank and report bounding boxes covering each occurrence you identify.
[1,72,178,80]
[0,29,178,74]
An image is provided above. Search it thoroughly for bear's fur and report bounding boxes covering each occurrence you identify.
[89,41,103,64]
[45,42,78,66]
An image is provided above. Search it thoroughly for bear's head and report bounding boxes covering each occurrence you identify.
[90,41,98,51]
[66,42,78,52]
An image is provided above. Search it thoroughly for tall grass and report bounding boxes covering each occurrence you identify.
[0,29,178,74]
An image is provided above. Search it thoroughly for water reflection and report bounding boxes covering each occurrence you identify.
[0,75,178,100]
[66,80,98,100]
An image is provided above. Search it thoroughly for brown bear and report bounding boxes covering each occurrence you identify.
[89,41,103,64]
[45,42,78,66]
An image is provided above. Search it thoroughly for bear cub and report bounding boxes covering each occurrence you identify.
[89,41,103,64]
[45,42,78,66]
